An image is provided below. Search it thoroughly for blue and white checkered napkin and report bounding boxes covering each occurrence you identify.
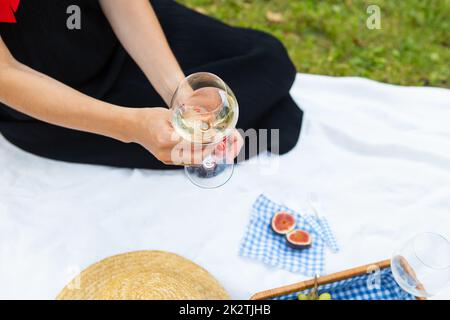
[239,194,339,276]
[274,268,415,300]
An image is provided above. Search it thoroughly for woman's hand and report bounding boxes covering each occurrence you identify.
[131,107,182,165]
[131,107,243,166]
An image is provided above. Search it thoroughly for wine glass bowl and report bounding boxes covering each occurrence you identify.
[170,72,239,189]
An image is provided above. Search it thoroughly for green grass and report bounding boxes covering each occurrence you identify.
[178,0,449,88]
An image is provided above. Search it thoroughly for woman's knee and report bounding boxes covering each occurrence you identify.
[252,31,296,89]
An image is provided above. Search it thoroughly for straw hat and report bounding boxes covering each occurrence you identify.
[57,251,230,300]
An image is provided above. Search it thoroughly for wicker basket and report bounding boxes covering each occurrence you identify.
[251,259,425,300]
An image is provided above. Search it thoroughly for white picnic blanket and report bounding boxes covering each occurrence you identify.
[1,74,449,300]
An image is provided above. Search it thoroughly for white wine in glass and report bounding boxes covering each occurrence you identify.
[170,73,239,188]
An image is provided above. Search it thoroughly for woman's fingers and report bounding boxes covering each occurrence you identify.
[168,140,212,165]
[159,114,243,166]
[185,87,222,113]
[230,130,244,159]
[214,130,244,163]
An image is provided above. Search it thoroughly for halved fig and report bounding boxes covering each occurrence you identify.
[286,229,312,249]
[271,211,296,235]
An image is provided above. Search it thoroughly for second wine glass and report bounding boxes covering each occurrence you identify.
[391,232,450,298]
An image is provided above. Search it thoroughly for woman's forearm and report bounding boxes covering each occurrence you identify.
[0,59,139,144]
[99,0,185,105]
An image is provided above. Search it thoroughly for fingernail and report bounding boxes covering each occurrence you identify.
[216,142,225,152]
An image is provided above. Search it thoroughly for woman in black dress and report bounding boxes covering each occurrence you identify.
[0,0,302,169]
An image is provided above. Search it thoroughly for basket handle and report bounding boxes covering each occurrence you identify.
[250,259,391,300]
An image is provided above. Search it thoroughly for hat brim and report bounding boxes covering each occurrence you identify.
[57,250,230,300]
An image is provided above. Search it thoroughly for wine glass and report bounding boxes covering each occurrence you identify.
[170,73,239,189]
[391,232,450,298]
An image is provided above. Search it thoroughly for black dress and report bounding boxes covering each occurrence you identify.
[0,0,303,169]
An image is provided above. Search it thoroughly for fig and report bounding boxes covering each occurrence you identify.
[271,211,296,235]
[286,229,312,249]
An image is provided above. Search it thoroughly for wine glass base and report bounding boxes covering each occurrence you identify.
[185,158,234,189]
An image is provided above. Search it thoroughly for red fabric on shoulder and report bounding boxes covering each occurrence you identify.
[0,0,21,23]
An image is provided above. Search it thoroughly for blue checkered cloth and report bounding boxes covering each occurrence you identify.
[273,267,415,300]
[239,195,339,276]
